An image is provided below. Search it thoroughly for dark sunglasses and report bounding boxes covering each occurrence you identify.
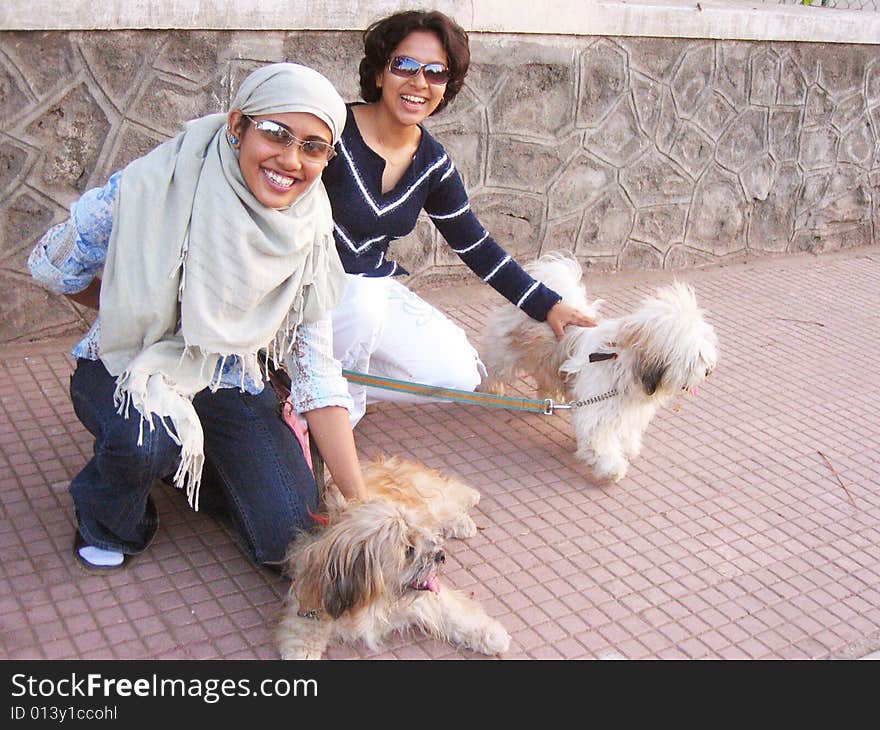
[244,115,336,162]
[387,55,450,85]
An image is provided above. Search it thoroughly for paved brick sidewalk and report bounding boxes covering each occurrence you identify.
[1,247,878,660]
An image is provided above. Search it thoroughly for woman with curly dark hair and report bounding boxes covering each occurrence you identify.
[323,10,596,424]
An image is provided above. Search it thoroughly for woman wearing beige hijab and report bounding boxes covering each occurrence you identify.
[29,63,366,572]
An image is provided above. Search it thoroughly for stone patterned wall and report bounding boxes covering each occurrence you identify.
[1,30,878,344]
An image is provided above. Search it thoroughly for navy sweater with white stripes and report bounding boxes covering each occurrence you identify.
[322,104,561,322]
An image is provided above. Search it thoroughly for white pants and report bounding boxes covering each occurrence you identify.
[332,275,485,425]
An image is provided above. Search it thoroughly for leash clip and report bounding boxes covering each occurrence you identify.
[543,399,571,415]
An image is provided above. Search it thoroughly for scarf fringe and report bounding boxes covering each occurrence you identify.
[265,310,299,373]
[109,325,301,514]
[174,448,203,512]
[111,366,205,512]
[112,373,133,420]
[157,414,181,446]
[211,354,229,392]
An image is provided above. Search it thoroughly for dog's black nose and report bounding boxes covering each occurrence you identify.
[434,550,446,564]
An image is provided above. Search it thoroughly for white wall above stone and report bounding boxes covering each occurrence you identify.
[2,0,879,44]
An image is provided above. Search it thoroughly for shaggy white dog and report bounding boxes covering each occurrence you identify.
[276,456,510,659]
[480,253,718,483]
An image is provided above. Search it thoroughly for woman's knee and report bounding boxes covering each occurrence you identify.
[204,422,319,566]
[397,326,483,391]
[437,351,482,391]
[241,494,317,566]
[95,414,180,483]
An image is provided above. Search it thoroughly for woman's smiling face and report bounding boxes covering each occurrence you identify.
[377,30,448,126]
[229,110,332,209]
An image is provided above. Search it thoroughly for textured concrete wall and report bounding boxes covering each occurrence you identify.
[1,29,879,344]
[5,0,880,43]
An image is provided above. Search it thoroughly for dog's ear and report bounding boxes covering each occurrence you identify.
[323,550,369,619]
[639,360,667,396]
[293,502,414,619]
[620,320,668,396]
[292,531,382,619]
[321,509,409,618]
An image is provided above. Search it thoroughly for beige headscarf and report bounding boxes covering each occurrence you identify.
[99,63,347,510]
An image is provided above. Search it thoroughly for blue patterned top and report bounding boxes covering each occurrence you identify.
[28,172,351,413]
[323,104,561,322]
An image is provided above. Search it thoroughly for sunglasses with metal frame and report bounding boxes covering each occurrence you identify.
[387,55,450,85]
[244,115,337,162]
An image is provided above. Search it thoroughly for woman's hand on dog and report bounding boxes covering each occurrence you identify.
[546,301,598,340]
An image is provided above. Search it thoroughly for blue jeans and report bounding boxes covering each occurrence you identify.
[68,358,319,567]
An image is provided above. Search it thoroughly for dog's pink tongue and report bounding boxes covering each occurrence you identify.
[426,574,441,593]
[690,386,700,397]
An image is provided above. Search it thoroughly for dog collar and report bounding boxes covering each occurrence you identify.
[297,609,321,620]
[588,351,618,362]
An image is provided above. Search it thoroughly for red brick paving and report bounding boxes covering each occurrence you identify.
[1,247,879,660]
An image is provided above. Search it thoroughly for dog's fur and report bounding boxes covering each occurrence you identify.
[276,456,511,659]
[480,252,718,483]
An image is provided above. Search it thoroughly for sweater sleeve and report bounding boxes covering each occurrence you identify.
[28,172,120,295]
[423,162,561,321]
[285,315,354,415]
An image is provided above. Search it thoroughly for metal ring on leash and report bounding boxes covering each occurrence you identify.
[544,399,571,415]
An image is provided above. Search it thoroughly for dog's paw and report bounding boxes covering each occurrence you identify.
[621,437,643,460]
[474,621,511,655]
[477,378,506,396]
[592,458,628,483]
[461,485,481,508]
[279,646,323,660]
[443,514,478,539]
[576,446,629,483]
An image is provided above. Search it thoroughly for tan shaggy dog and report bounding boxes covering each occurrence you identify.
[276,456,511,659]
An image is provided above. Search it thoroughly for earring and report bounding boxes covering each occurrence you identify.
[226,127,239,147]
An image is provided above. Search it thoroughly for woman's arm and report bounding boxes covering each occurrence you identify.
[66,278,101,310]
[286,317,366,501]
[28,172,119,304]
[545,300,598,340]
[425,164,597,335]
[302,406,366,501]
